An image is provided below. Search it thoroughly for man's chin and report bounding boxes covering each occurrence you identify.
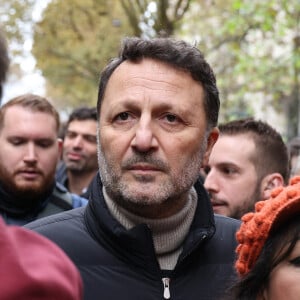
[121,184,171,206]
[15,181,42,190]
[12,182,45,196]
[65,162,84,171]
[15,187,42,195]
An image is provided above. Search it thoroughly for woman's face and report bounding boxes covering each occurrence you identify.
[263,240,300,300]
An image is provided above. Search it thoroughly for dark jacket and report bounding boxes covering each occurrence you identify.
[26,174,240,300]
[56,162,93,198]
[0,182,88,225]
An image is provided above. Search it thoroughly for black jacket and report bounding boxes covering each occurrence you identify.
[0,181,87,225]
[26,174,240,300]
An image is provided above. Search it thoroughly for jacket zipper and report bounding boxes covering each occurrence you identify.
[162,277,170,299]
[160,235,208,299]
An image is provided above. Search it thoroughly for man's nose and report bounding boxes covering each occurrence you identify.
[23,143,38,162]
[204,170,219,193]
[131,117,158,152]
[72,135,84,148]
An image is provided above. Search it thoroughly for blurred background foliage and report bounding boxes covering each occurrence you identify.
[0,0,299,139]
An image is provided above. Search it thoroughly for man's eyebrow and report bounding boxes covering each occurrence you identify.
[7,135,26,140]
[82,133,97,138]
[216,162,239,169]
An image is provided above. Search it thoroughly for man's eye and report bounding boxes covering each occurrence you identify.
[204,166,211,175]
[224,168,237,175]
[165,114,177,122]
[84,135,97,144]
[9,138,23,146]
[65,132,77,139]
[37,140,54,148]
[116,112,130,121]
[290,256,300,267]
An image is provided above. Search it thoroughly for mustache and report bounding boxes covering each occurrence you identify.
[209,194,227,205]
[122,154,169,172]
[66,151,85,158]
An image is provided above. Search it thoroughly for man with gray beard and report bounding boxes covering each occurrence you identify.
[26,37,240,300]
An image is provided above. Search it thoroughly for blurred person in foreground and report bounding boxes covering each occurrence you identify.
[26,37,240,299]
[204,118,289,219]
[56,106,98,196]
[0,216,83,299]
[0,93,87,225]
[0,28,83,299]
[228,176,300,299]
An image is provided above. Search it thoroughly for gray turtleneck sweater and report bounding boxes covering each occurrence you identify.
[103,187,198,270]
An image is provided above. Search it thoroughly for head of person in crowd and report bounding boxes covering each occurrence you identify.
[57,106,98,195]
[0,93,61,199]
[0,29,9,101]
[26,37,240,299]
[204,118,289,219]
[97,36,220,218]
[288,136,300,177]
[230,176,300,300]
[0,93,87,225]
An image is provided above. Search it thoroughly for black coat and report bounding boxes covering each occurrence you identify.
[0,181,87,225]
[26,174,240,300]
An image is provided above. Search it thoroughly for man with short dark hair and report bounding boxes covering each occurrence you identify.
[204,118,289,219]
[27,37,240,300]
[56,106,98,196]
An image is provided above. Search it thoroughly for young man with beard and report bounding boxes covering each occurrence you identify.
[26,37,240,300]
[204,118,289,219]
[56,106,98,196]
[0,93,88,225]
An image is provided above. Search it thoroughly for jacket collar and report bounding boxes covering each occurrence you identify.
[85,173,216,272]
[0,180,55,218]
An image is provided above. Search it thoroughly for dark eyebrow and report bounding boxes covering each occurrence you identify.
[216,162,240,170]
[118,99,174,110]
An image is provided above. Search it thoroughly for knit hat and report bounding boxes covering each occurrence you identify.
[0,217,82,299]
[235,176,300,276]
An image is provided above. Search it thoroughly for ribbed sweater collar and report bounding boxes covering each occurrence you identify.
[103,187,197,270]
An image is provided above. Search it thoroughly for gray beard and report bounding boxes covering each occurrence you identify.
[96,132,208,210]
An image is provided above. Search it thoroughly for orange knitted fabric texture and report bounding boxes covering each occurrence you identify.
[235,176,300,276]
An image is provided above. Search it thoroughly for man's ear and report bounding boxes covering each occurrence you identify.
[261,173,285,200]
[201,127,219,166]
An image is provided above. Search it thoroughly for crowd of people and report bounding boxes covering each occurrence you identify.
[1,26,300,299]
